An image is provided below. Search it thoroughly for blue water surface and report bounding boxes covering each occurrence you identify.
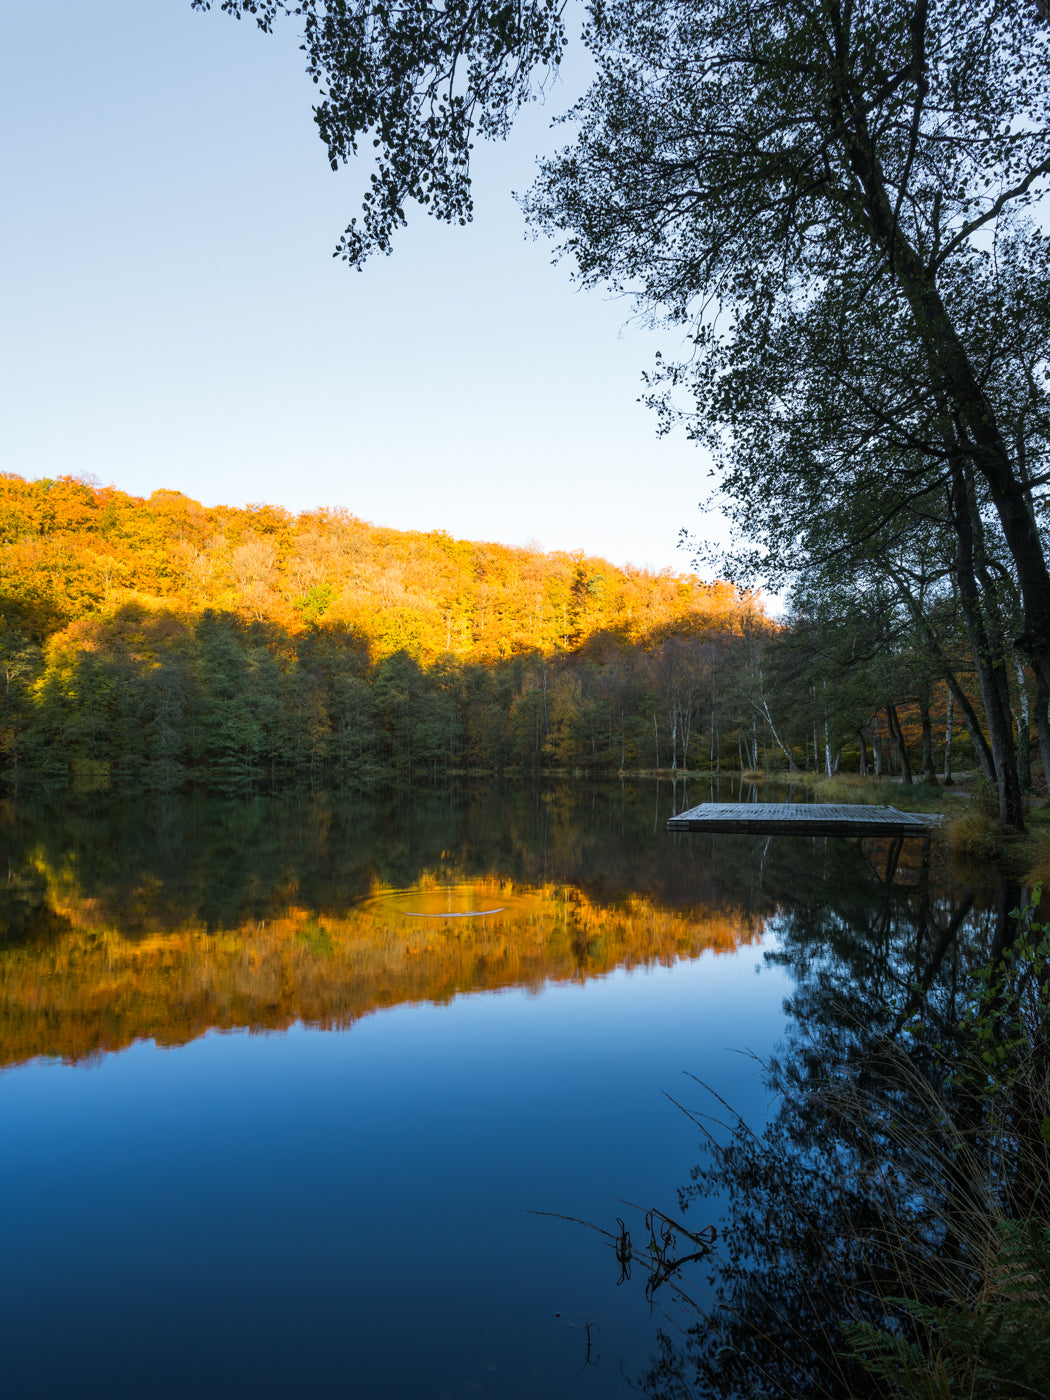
[2,943,788,1399]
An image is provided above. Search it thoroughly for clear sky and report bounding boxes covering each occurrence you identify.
[1,1,727,575]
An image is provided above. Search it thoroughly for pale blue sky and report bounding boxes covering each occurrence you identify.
[1,1,726,573]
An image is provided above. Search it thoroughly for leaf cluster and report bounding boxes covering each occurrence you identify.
[843,1218,1050,1400]
[192,0,566,263]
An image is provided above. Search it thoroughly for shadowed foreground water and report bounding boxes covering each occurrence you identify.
[0,782,984,1398]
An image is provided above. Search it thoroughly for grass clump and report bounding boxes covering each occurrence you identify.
[1021,803,1050,886]
[947,804,1005,859]
[843,1218,1050,1400]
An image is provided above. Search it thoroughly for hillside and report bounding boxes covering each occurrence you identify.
[0,473,765,789]
[0,473,753,655]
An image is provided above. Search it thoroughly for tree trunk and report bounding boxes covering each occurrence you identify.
[919,693,936,785]
[843,105,1050,701]
[857,729,869,778]
[1014,658,1032,793]
[757,697,797,771]
[950,462,1024,827]
[943,690,954,785]
[945,672,996,784]
[886,704,913,785]
[1035,673,1050,794]
[711,711,722,778]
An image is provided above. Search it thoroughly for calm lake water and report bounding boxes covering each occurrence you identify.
[0,781,988,1398]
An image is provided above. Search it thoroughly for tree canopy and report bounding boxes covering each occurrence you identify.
[524,1,1050,815]
[193,0,1050,820]
[191,0,566,262]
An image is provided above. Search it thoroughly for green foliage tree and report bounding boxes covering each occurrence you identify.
[525,2,1050,704]
[196,615,273,791]
[0,627,42,776]
[195,0,1050,818]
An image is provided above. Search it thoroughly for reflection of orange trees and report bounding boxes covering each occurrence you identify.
[0,876,762,1068]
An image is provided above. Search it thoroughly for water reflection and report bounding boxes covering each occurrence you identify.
[593,847,1027,1400]
[0,783,968,1073]
[2,784,772,1069]
[1,780,1007,1400]
[370,884,510,917]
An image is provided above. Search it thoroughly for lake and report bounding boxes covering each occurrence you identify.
[0,781,989,1398]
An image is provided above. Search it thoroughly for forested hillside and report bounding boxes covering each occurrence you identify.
[0,472,1027,792]
[0,472,767,790]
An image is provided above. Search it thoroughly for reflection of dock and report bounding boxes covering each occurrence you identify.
[668,803,941,836]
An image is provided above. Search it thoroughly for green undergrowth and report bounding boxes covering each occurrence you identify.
[946,784,1050,870]
[761,768,971,814]
[1020,802,1050,884]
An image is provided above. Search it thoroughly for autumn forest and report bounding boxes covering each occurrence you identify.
[0,471,1003,792]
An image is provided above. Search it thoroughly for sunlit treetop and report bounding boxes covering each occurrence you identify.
[0,472,758,658]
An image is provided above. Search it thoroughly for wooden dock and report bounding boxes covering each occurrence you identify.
[667,802,941,836]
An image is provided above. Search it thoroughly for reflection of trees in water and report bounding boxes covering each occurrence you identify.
[607,849,1044,1400]
[0,783,981,1075]
[0,882,758,1067]
[3,782,785,1066]
[2,780,942,943]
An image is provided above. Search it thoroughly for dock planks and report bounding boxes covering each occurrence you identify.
[667,802,941,836]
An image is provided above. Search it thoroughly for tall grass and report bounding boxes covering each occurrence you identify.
[1022,804,1050,886]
